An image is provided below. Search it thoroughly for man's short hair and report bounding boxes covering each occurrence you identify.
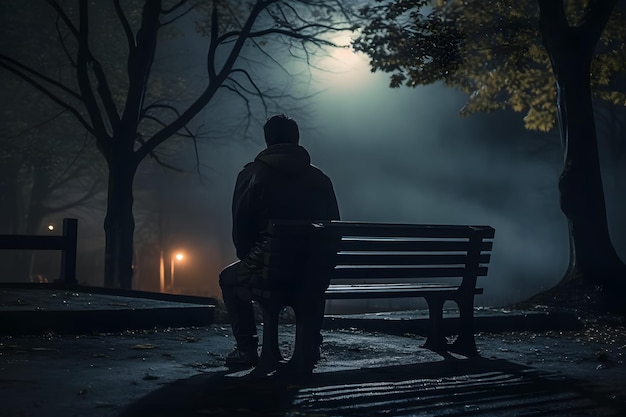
[264,114,299,146]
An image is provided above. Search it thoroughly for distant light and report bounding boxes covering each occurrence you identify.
[175,253,184,261]
[48,224,54,231]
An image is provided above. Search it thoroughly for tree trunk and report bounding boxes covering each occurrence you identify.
[539,0,626,304]
[103,154,137,289]
[556,63,625,289]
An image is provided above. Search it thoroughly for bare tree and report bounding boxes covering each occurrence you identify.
[0,0,355,288]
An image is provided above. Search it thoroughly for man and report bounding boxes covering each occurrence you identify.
[220,114,340,366]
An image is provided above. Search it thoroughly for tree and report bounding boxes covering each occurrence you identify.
[354,0,626,308]
[0,62,106,281]
[1,0,354,289]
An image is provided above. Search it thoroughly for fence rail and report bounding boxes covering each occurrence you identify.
[0,218,77,285]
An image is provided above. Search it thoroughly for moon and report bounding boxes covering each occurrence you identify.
[316,34,370,87]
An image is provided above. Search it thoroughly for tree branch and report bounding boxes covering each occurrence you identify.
[161,0,188,14]
[207,1,219,81]
[136,0,269,161]
[121,0,160,132]
[45,178,104,215]
[160,1,198,26]
[113,0,136,53]
[45,0,79,37]
[48,131,92,190]
[2,109,68,141]
[76,0,109,138]
[0,59,94,134]
[55,13,77,67]
[142,114,194,138]
[0,54,81,100]
[581,0,618,44]
[135,134,186,172]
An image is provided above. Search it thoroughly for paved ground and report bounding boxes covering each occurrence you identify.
[1,286,625,417]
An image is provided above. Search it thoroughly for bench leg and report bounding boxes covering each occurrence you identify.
[449,296,479,356]
[422,296,448,353]
[258,303,284,371]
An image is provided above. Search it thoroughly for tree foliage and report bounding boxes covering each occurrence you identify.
[354,0,626,131]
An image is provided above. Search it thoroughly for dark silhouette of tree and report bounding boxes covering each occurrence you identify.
[1,0,354,289]
[537,0,625,303]
[355,0,626,309]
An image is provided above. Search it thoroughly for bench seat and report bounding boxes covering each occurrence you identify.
[250,220,495,374]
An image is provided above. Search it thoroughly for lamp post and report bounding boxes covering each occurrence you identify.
[170,252,184,292]
[159,251,165,292]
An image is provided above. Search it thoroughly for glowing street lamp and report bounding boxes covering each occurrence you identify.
[47,224,54,231]
[171,252,184,291]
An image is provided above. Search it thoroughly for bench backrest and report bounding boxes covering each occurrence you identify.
[262,220,495,289]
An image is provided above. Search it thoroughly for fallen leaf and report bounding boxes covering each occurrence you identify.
[0,344,22,350]
[131,344,157,350]
[181,336,200,343]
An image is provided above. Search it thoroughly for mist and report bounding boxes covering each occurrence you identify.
[15,7,624,309]
[129,23,626,308]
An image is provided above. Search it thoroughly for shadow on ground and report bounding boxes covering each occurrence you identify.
[119,356,625,417]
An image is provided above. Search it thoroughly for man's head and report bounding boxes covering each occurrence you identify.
[264,114,299,146]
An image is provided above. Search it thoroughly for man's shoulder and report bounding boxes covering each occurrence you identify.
[238,160,261,175]
[308,164,332,181]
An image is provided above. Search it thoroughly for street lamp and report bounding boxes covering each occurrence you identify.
[171,252,184,291]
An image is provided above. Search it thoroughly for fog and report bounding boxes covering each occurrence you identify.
[125,26,626,308]
[127,37,620,308]
[12,8,624,309]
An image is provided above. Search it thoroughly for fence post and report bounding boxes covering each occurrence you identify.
[60,218,78,285]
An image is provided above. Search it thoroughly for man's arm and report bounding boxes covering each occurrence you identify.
[326,178,341,221]
[232,166,258,260]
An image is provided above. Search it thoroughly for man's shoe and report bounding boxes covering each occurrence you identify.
[224,348,259,367]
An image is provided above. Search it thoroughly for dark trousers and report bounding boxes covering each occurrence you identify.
[219,260,327,356]
[219,261,258,351]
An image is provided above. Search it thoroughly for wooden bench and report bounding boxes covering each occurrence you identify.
[250,220,495,373]
[0,218,78,285]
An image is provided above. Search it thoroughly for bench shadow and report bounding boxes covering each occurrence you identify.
[119,357,625,417]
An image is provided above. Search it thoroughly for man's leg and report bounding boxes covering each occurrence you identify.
[219,261,258,362]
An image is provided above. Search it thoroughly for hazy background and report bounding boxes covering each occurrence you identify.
[8,9,625,310]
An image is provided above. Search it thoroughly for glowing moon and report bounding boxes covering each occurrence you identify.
[317,33,370,87]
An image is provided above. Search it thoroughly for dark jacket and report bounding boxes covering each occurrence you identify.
[232,144,340,260]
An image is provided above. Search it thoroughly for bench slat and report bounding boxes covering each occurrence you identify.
[339,239,493,252]
[268,220,495,239]
[324,222,494,238]
[324,283,484,299]
[332,265,489,279]
[335,253,491,266]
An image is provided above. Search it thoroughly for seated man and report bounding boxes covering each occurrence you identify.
[219,114,340,367]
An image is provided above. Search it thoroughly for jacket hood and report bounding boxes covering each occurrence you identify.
[255,144,311,176]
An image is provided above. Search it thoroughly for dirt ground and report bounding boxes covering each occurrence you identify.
[1,312,625,417]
